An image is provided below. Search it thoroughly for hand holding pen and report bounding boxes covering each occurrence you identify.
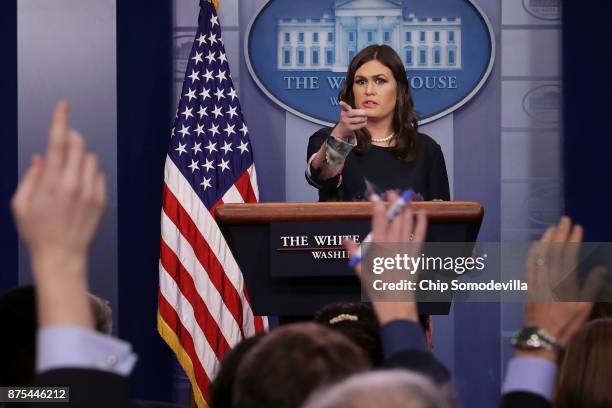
[348,188,417,267]
[343,190,428,323]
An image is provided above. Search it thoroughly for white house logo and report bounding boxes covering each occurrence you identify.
[521,0,561,21]
[246,0,494,125]
[522,84,560,124]
[276,12,462,72]
[526,182,561,226]
[174,34,196,79]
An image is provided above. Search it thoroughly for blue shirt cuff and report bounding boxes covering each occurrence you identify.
[37,325,137,376]
[381,319,427,359]
[502,356,557,401]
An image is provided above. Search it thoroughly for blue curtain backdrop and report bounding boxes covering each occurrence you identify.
[117,0,175,401]
[0,0,18,293]
[562,0,612,240]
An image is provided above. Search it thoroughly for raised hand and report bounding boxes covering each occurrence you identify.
[521,217,607,359]
[344,191,428,325]
[11,100,107,328]
[12,101,106,261]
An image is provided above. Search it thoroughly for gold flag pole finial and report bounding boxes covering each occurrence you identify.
[210,0,220,12]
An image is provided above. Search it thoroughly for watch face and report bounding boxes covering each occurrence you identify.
[513,326,562,355]
[525,332,544,348]
[514,327,546,349]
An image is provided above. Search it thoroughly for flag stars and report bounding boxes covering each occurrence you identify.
[192,141,203,154]
[218,52,227,65]
[199,87,211,101]
[214,88,225,101]
[218,158,230,172]
[184,88,197,102]
[237,140,249,154]
[178,124,191,138]
[212,105,223,119]
[200,176,212,191]
[180,106,194,120]
[205,140,217,154]
[228,88,238,101]
[221,141,233,154]
[202,69,214,83]
[208,123,220,137]
[202,158,214,172]
[240,123,249,136]
[210,14,219,27]
[197,106,208,118]
[226,105,238,119]
[223,123,235,137]
[175,142,187,156]
[215,70,227,83]
[194,123,205,137]
[208,33,218,45]
[188,159,199,173]
[188,69,200,83]
[191,51,203,65]
[205,50,216,65]
[196,33,207,47]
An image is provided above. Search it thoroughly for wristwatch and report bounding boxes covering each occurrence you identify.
[511,326,564,356]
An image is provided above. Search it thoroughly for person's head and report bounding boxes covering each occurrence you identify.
[302,369,452,408]
[339,44,419,160]
[0,285,113,386]
[589,301,612,321]
[210,334,264,408]
[0,286,37,386]
[313,302,383,366]
[89,293,113,334]
[554,318,612,408]
[231,322,369,408]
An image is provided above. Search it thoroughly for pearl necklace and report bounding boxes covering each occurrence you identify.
[371,133,394,143]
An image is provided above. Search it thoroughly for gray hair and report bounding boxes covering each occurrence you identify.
[302,370,452,408]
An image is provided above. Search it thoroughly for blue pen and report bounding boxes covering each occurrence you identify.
[348,189,415,268]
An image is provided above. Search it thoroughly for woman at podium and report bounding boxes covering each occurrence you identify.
[306,44,450,202]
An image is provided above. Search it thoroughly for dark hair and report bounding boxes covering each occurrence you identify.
[589,301,612,321]
[0,285,113,386]
[0,286,37,386]
[231,322,369,408]
[339,44,419,161]
[554,318,612,408]
[209,334,264,408]
[313,302,383,366]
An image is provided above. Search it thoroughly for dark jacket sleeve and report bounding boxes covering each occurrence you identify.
[499,391,551,408]
[426,140,450,201]
[32,368,129,408]
[380,320,451,386]
[383,349,451,386]
[305,127,342,192]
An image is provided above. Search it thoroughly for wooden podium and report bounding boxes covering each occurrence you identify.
[215,202,483,316]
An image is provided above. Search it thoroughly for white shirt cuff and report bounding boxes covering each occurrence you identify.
[37,325,137,376]
[502,356,557,401]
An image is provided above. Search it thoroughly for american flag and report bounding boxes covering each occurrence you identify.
[157,1,268,406]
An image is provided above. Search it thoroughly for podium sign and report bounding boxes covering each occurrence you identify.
[270,221,368,277]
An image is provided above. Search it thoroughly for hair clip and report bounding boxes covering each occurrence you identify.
[329,314,359,325]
